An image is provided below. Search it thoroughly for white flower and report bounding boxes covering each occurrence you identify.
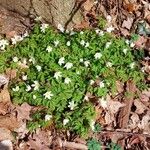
[43,91,53,100]
[66,41,71,46]
[125,40,130,45]
[57,24,64,33]
[54,40,59,47]
[40,23,49,33]
[64,77,71,84]
[80,40,85,46]
[70,31,75,35]
[99,81,105,88]
[45,114,52,121]
[34,16,42,21]
[58,57,65,66]
[141,67,145,73]
[54,71,62,80]
[85,42,89,48]
[22,75,27,81]
[130,42,135,47]
[105,42,112,48]
[94,52,102,59]
[64,62,73,70]
[26,85,31,92]
[84,60,90,67]
[11,35,23,45]
[79,58,83,62]
[123,48,128,54]
[80,31,84,34]
[84,95,89,101]
[33,95,37,99]
[106,26,114,33]
[76,71,80,75]
[13,57,19,62]
[68,101,77,110]
[90,120,95,131]
[90,80,95,85]
[0,39,9,50]
[36,65,42,72]
[106,15,112,22]
[130,62,135,69]
[63,118,69,125]
[23,31,29,38]
[99,31,104,36]
[12,86,19,92]
[99,97,107,109]
[57,24,65,33]
[95,29,100,34]
[31,81,40,90]
[46,46,52,52]
[29,57,35,64]
[106,62,112,67]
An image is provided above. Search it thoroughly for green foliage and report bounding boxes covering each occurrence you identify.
[87,139,101,150]
[0,23,146,136]
[98,17,107,29]
[94,123,102,133]
[108,142,122,150]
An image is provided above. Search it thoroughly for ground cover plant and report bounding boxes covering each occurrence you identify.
[0,22,147,137]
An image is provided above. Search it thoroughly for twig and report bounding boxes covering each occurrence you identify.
[58,138,88,150]
[100,130,150,138]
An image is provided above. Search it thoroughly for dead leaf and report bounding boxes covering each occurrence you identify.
[83,0,94,11]
[138,113,150,133]
[27,129,52,150]
[0,88,11,103]
[15,102,32,121]
[134,36,147,49]
[116,81,124,93]
[5,69,17,80]
[134,99,147,114]
[107,100,126,114]
[0,102,12,115]
[122,17,133,30]
[120,28,130,36]
[124,3,140,13]
[128,113,140,129]
[0,115,20,130]
[0,75,8,87]
[0,128,14,141]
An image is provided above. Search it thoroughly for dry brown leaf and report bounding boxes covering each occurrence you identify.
[15,102,32,121]
[142,88,150,98]
[0,88,11,103]
[138,113,150,133]
[0,128,14,141]
[0,102,12,115]
[116,81,124,93]
[5,69,17,80]
[0,115,20,130]
[128,113,140,129]
[14,122,29,139]
[0,75,8,87]
[122,17,133,30]
[105,111,114,125]
[134,36,147,49]
[134,99,147,114]
[27,129,52,150]
[83,0,94,11]
[107,100,126,114]
[120,28,130,36]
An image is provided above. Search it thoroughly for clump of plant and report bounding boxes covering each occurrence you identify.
[0,22,146,136]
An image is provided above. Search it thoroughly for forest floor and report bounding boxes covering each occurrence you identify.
[0,0,150,150]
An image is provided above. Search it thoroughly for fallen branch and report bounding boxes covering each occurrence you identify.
[58,138,88,150]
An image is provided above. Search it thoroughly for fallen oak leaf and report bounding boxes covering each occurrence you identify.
[0,115,20,130]
[15,102,32,122]
[122,17,133,30]
[0,128,14,141]
[0,88,11,103]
